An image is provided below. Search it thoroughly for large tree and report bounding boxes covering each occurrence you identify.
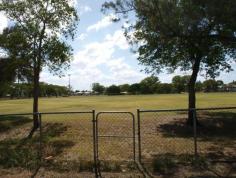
[102,0,236,124]
[0,27,33,97]
[172,75,190,93]
[92,83,105,94]
[140,76,160,94]
[0,27,33,83]
[0,0,78,136]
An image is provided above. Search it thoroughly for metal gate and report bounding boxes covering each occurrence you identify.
[94,112,136,177]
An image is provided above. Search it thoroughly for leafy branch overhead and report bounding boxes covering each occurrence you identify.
[102,0,236,77]
[0,0,79,137]
[0,0,79,76]
[102,0,236,123]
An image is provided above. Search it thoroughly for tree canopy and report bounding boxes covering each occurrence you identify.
[102,0,236,123]
[0,0,79,136]
[92,83,105,94]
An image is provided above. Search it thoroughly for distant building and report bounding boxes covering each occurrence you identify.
[218,84,236,92]
[225,84,236,92]
[74,91,93,96]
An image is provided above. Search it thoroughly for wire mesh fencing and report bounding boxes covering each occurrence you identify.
[137,109,195,175]
[95,112,137,175]
[0,113,41,177]
[195,107,236,162]
[195,107,236,178]
[137,107,236,178]
[0,107,235,178]
[37,111,96,177]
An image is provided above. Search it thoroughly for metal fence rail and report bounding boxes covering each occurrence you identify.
[0,113,40,177]
[0,107,235,178]
[95,111,136,177]
[137,107,236,177]
[38,111,96,177]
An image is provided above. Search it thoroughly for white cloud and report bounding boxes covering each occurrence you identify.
[76,33,87,41]
[105,30,129,50]
[79,5,92,15]
[68,30,145,89]
[87,14,117,32]
[40,29,146,90]
[0,12,8,33]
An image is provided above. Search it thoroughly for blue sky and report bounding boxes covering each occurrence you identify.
[0,0,235,90]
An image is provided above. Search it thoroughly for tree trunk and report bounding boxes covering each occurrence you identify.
[28,64,40,138]
[27,24,45,138]
[187,58,201,125]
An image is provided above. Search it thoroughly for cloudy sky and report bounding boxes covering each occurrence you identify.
[0,0,236,90]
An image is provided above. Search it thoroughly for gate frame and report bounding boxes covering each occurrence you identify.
[39,111,97,177]
[94,111,136,177]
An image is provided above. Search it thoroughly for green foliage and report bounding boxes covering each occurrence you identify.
[92,83,105,94]
[203,79,220,92]
[102,0,236,117]
[106,85,121,95]
[119,84,130,92]
[195,81,203,92]
[0,82,69,98]
[0,139,38,169]
[128,83,140,94]
[103,0,236,77]
[140,76,159,94]
[172,75,190,93]
[152,154,176,174]
[0,0,79,116]
[0,0,78,76]
[0,27,33,83]
[156,83,173,94]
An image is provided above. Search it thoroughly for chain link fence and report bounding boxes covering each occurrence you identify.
[195,108,236,178]
[0,113,41,177]
[37,111,95,177]
[0,107,235,178]
[137,107,236,177]
[95,112,139,177]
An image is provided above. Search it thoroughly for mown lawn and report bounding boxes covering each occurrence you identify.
[0,92,235,114]
[0,92,235,177]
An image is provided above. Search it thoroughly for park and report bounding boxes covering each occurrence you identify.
[0,93,235,177]
[0,0,236,178]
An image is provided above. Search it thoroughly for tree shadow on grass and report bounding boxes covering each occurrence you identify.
[40,123,96,173]
[197,111,236,139]
[157,119,193,138]
[0,115,32,133]
[157,111,236,139]
[144,153,236,178]
[0,122,75,172]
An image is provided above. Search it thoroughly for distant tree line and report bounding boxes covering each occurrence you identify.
[0,82,70,99]
[92,76,236,95]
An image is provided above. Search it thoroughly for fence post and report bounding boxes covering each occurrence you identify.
[193,109,198,159]
[137,109,142,163]
[132,114,136,162]
[39,113,42,164]
[92,110,98,177]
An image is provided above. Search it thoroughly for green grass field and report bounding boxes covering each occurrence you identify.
[0,93,235,177]
[0,92,236,114]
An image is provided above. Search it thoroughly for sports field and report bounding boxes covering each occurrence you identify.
[0,93,235,177]
[0,92,235,114]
